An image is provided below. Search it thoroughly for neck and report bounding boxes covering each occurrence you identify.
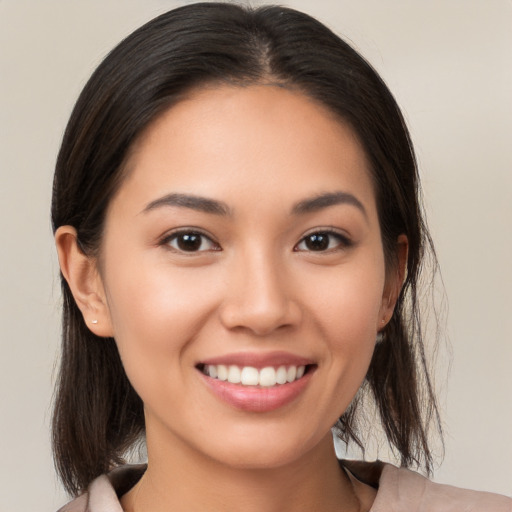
[122,432,368,512]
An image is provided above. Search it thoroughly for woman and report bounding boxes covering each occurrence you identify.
[52,3,511,511]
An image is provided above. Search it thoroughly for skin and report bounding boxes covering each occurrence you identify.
[56,85,406,512]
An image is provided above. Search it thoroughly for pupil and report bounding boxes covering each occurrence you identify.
[306,233,328,251]
[178,234,201,251]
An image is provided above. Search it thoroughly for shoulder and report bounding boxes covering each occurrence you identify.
[376,464,512,512]
[56,464,146,512]
[343,460,512,512]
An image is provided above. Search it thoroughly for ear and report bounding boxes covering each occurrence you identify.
[55,226,114,337]
[378,234,408,331]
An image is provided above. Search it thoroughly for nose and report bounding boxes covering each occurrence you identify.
[219,249,302,336]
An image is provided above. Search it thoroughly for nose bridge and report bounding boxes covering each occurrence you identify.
[220,243,300,335]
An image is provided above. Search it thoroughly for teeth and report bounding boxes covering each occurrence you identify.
[286,366,297,383]
[227,365,241,384]
[259,367,276,387]
[240,367,259,386]
[276,366,287,385]
[203,364,307,387]
[217,364,228,381]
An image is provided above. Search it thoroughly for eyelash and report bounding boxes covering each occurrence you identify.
[160,229,220,253]
[294,229,352,253]
[160,228,352,254]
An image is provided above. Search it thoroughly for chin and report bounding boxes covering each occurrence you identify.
[200,423,332,471]
[210,444,307,470]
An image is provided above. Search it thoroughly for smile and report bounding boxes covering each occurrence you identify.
[201,364,307,387]
[197,352,316,412]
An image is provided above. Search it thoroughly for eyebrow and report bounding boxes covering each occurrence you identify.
[291,191,367,218]
[142,193,231,216]
[142,190,366,218]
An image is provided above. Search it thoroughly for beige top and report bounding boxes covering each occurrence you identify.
[57,461,512,512]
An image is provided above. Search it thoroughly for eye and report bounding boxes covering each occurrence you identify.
[163,231,220,253]
[295,230,351,252]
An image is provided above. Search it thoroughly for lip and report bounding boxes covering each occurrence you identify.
[197,352,316,413]
[198,351,314,369]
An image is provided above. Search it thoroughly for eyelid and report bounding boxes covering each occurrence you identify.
[294,228,353,252]
[159,227,221,253]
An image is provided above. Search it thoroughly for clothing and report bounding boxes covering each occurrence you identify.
[57,461,512,512]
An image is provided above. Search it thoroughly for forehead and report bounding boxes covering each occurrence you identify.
[116,84,376,217]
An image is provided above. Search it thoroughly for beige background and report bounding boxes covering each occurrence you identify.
[1,1,511,509]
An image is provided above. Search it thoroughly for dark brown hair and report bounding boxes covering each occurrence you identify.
[52,2,442,496]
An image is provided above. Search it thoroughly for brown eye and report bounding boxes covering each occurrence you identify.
[166,231,218,252]
[304,233,329,251]
[295,231,350,252]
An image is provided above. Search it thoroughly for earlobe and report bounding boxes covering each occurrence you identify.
[55,226,114,337]
[378,234,409,330]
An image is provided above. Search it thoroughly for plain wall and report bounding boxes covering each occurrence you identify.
[0,1,510,509]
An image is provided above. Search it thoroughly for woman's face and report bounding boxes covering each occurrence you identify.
[96,85,398,469]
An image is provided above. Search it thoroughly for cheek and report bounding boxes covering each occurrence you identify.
[102,260,220,393]
[301,256,385,402]
[305,256,385,341]
[105,252,216,332]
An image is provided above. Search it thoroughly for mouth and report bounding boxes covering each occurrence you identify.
[196,363,316,388]
[196,352,317,412]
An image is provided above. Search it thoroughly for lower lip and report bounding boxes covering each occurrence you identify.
[199,370,313,413]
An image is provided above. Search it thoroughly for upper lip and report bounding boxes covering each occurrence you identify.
[198,351,315,369]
